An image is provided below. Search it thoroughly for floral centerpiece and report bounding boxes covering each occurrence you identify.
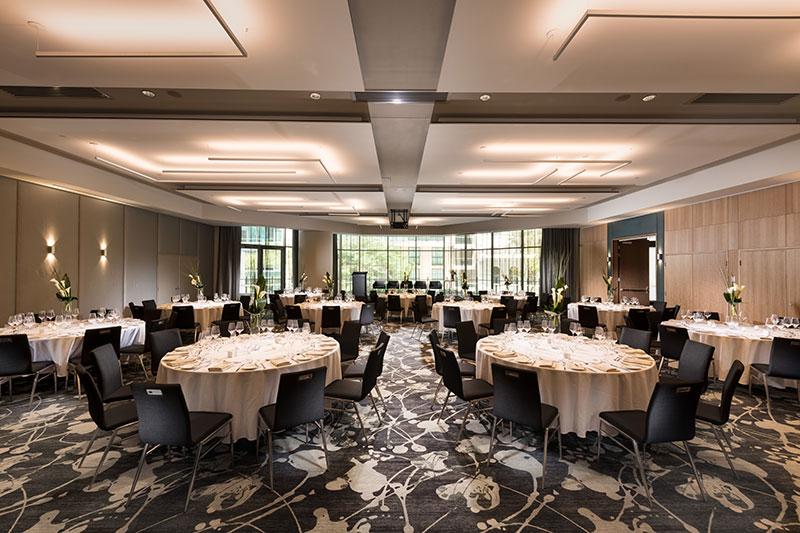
[50,268,78,312]
[187,261,204,298]
[544,251,570,327]
[723,275,744,318]
[503,274,511,291]
[322,272,334,294]
[298,272,307,289]
[461,271,469,293]
[245,275,268,329]
[601,267,614,302]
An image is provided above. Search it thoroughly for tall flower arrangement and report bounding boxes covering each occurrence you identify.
[718,266,744,318]
[187,261,204,297]
[298,272,307,289]
[322,272,334,293]
[245,275,268,329]
[544,251,570,324]
[503,274,511,290]
[461,271,469,292]
[601,267,614,301]
[50,268,78,312]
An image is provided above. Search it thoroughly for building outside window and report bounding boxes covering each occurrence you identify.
[239,226,296,294]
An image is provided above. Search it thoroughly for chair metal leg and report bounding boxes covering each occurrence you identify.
[305,423,309,443]
[555,416,562,460]
[596,421,603,462]
[683,441,707,501]
[763,373,772,416]
[53,371,58,394]
[487,416,498,463]
[317,420,329,470]
[431,377,443,410]
[351,401,367,442]
[229,422,234,464]
[711,425,738,479]
[368,392,382,425]
[28,371,40,408]
[456,400,473,441]
[126,443,149,508]
[89,427,119,488]
[138,355,150,380]
[79,428,100,468]
[374,384,387,410]
[185,443,203,512]
[267,431,273,488]
[720,426,735,457]
[542,427,549,490]
[632,440,651,507]
[437,390,451,422]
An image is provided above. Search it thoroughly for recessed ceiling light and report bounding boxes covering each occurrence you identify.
[391,98,403,104]
[479,94,491,102]
[141,90,156,98]
[309,92,321,100]
[642,94,657,102]
[395,188,405,192]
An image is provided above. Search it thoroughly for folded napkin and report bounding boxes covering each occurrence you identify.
[590,362,619,372]
[565,362,585,371]
[295,355,313,362]
[536,360,555,368]
[207,365,227,372]
[240,363,259,371]
[271,357,291,367]
[620,360,651,370]
[173,346,192,353]
[494,351,516,359]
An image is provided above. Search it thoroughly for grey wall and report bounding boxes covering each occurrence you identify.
[298,230,333,290]
[3,177,214,316]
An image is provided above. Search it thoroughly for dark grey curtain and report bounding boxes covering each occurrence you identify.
[216,226,241,299]
[539,228,580,305]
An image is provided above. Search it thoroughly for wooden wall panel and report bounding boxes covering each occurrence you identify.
[692,224,727,253]
[579,225,608,299]
[738,215,786,250]
[664,254,692,310]
[664,205,693,231]
[0,177,17,320]
[787,182,800,214]
[665,229,692,254]
[691,253,727,317]
[739,249,787,320]
[738,186,787,221]
[787,248,800,317]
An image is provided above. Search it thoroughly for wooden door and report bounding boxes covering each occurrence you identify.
[617,239,650,303]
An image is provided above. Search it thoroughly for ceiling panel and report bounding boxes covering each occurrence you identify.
[181,189,386,214]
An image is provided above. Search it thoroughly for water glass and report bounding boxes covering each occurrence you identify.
[594,326,605,341]
[235,321,245,336]
[267,319,275,333]
[302,322,311,334]
[46,309,55,322]
[38,310,47,323]
[88,312,97,324]
[210,325,220,340]
[228,322,237,337]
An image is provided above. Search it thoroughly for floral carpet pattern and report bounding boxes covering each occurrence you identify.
[1,324,799,532]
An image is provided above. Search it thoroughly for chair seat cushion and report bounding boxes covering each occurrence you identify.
[599,409,647,442]
[120,344,145,355]
[103,385,133,403]
[324,379,363,401]
[189,411,232,445]
[750,363,769,376]
[258,403,276,430]
[340,351,359,363]
[343,361,365,378]
[695,400,724,425]
[478,323,491,330]
[101,400,139,431]
[460,378,493,401]
[459,352,476,362]
[541,403,559,429]
[459,361,476,376]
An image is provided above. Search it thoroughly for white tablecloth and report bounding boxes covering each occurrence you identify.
[299,302,363,334]
[157,332,341,441]
[567,303,653,333]
[379,293,432,314]
[279,292,323,306]
[0,319,146,377]
[431,301,503,332]
[158,301,241,331]
[483,294,527,303]
[475,332,658,437]
[662,319,800,386]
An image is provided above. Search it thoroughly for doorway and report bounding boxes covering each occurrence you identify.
[612,235,656,304]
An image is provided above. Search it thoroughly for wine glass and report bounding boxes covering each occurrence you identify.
[594,326,606,341]
[46,309,55,322]
[38,310,46,323]
[235,321,245,336]
[302,322,311,334]
[266,318,275,334]
[23,313,35,328]
[259,319,267,334]
[287,319,298,333]
[210,325,220,340]
[522,320,531,334]
[71,307,80,321]
[88,312,97,324]
[703,311,712,321]
[228,322,237,337]
[54,314,64,327]
[569,322,579,337]
[792,317,800,329]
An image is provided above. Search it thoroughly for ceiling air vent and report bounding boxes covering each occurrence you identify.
[687,93,797,105]
[389,209,409,229]
[355,91,448,104]
[0,86,110,98]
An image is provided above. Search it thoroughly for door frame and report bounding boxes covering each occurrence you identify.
[612,233,656,303]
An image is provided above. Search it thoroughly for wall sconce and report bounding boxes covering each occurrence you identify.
[657,252,664,262]
[100,247,107,259]
[46,244,55,257]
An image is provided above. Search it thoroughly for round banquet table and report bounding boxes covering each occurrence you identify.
[567,302,653,333]
[475,332,658,437]
[483,294,527,304]
[299,301,363,334]
[157,332,342,441]
[378,293,432,315]
[0,318,145,376]
[157,301,240,331]
[431,301,503,333]
[661,319,800,386]
[279,292,323,306]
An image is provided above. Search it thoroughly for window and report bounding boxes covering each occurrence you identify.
[239,226,296,295]
[335,229,542,294]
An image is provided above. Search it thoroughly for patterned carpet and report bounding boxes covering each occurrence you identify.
[1,324,799,532]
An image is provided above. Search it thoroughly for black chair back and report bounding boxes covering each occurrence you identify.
[559,317,579,334]
[442,306,461,329]
[644,381,704,444]
[387,281,399,290]
[455,321,478,358]
[285,305,304,320]
[471,293,482,302]
[142,299,157,311]
[429,331,443,375]
[82,326,121,365]
[149,328,182,376]
[143,308,163,324]
[491,363,546,430]
[487,306,506,326]
[387,295,403,312]
[90,344,124,401]
[676,340,715,384]
[492,318,514,335]
[273,367,327,431]
[0,334,33,375]
[294,294,307,304]
[221,303,241,322]
[374,298,387,320]
[627,308,650,331]
[168,306,196,330]
[359,344,385,400]
[767,337,800,379]
[411,301,424,324]
[658,324,689,361]
[360,304,375,325]
[76,364,117,429]
[618,327,651,353]
[664,305,681,321]
[338,320,361,356]
[505,299,518,319]
[429,281,442,290]
[717,360,744,423]
[578,305,600,328]
[321,306,342,329]
[646,311,662,335]
[373,281,386,290]
[132,383,193,447]
[415,295,430,316]
[651,301,667,314]
[523,295,538,317]
[427,290,436,299]
[273,298,287,320]
[145,316,169,352]
[128,302,144,320]
[434,293,444,303]
[239,295,251,310]
[499,296,511,307]
[376,330,390,351]
[414,281,427,290]
[439,348,467,399]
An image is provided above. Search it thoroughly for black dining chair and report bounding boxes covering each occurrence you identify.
[344,331,391,408]
[257,367,329,488]
[696,360,744,479]
[239,295,251,311]
[90,344,133,403]
[664,340,714,392]
[374,298,387,322]
[324,344,385,441]
[664,305,681,321]
[127,383,233,512]
[128,302,144,320]
[505,299,520,320]
[120,311,167,379]
[142,299,157,311]
[441,305,462,341]
[291,294,305,304]
[479,307,507,335]
[168,306,200,344]
[75,363,138,489]
[429,281,443,290]
[521,295,538,320]
[437,348,493,441]
[386,295,404,322]
[488,364,561,487]
[386,281,399,290]
[559,317,579,334]
[455,320,481,363]
[626,308,651,331]
[578,305,606,332]
[650,300,667,314]
[71,326,121,398]
[414,281,427,290]
[492,318,515,335]
[148,328,183,377]
[332,320,361,364]
[434,293,445,303]
[749,337,800,416]
[358,304,376,335]
[411,301,439,340]
[429,331,474,409]
[658,324,690,372]
[618,327,652,354]
[597,381,707,507]
[220,303,241,322]
[373,280,386,291]
[284,305,315,331]
[0,334,57,408]
[321,306,342,334]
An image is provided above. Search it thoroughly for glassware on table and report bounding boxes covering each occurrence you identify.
[228,322,237,337]
[210,325,220,340]
[287,319,299,333]
[46,309,55,322]
[23,313,35,328]
[71,307,80,321]
[38,310,46,323]
[88,312,97,324]
[594,326,606,341]
[266,319,275,333]
[792,317,799,329]
[522,320,531,333]
[703,311,712,321]
[54,314,64,327]
[302,322,311,334]
[504,322,517,334]
[235,321,245,336]
[569,322,581,337]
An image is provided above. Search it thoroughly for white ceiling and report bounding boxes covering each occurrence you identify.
[181,189,386,216]
[438,0,800,92]
[0,0,364,90]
